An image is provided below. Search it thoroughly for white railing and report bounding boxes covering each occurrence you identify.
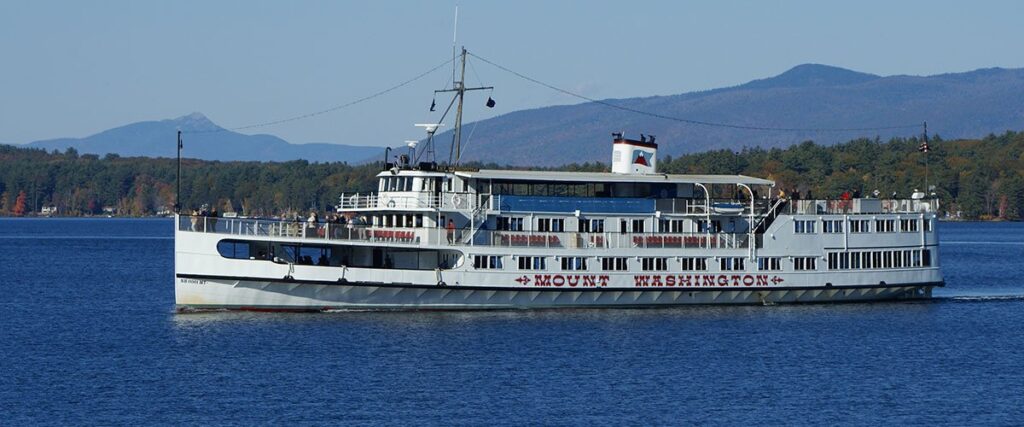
[785,198,940,215]
[336,192,483,211]
[178,215,750,250]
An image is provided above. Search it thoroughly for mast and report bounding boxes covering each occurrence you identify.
[435,47,492,170]
[454,48,467,166]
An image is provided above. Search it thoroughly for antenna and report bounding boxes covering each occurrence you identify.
[452,6,459,85]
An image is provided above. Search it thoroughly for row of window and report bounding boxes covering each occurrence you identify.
[496,216,724,234]
[472,255,821,272]
[796,218,932,234]
[827,249,932,270]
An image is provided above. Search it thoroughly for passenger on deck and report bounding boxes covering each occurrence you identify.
[446,219,456,244]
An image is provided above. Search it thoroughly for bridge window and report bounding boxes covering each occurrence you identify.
[900,219,919,232]
[601,257,629,271]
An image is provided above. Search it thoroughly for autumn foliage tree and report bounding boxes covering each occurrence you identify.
[12,190,27,216]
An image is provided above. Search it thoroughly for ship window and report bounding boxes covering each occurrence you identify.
[696,220,721,233]
[640,257,667,271]
[496,216,524,231]
[518,256,546,270]
[537,218,564,232]
[658,219,685,233]
[924,219,932,232]
[561,257,588,271]
[757,257,781,271]
[719,257,745,271]
[793,257,817,271]
[794,219,816,233]
[578,218,605,233]
[922,249,932,266]
[875,219,896,233]
[216,240,252,260]
[473,255,503,270]
[601,257,628,271]
[680,257,708,271]
[849,219,870,233]
[900,219,919,232]
[822,219,843,233]
[631,219,646,233]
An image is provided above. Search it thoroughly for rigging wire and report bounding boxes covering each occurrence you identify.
[467,52,922,133]
[184,57,455,135]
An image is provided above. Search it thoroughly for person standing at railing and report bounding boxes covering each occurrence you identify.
[189,209,200,231]
[840,190,852,212]
[209,208,219,232]
[446,219,455,244]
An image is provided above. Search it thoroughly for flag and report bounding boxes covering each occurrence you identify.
[429,99,436,112]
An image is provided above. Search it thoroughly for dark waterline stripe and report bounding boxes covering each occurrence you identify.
[0,235,173,240]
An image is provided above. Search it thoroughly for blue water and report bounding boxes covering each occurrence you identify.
[2,219,1023,424]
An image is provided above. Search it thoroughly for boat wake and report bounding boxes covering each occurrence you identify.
[936,294,1024,303]
[941,241,1024,245]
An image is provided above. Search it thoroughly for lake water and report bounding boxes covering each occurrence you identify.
[1,219,1023,424]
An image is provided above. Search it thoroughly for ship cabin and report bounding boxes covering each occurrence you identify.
[336,135,779,250]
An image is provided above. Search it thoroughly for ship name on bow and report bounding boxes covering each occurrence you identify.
[514,274,784,288]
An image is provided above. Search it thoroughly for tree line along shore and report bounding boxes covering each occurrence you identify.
[1,130,1022,220]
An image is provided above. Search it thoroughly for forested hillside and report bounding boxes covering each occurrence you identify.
[1,130,1022,219]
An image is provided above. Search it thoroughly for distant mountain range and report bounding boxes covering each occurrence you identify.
[17,64,1024,166]
[436,64,1024,166]
[25,113,382,163]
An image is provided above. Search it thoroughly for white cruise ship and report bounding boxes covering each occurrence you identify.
[174,51,943,311]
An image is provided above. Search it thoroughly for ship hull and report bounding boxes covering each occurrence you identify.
[175,275,940,311]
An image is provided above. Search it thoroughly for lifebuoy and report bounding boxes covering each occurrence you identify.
[387,200,396,208]
[437,281,447,287]
[452,194,466,209]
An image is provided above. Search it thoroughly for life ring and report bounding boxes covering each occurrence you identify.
[452,194,466,209]
[437,281,447,287]
[387,200,396,208]
[349,195,359,207]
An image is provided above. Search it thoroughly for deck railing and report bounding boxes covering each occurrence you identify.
[177,215,749,250]
[784,198,939,215]
[337,192,482,211]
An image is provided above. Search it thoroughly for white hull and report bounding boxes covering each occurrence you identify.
[176,276,938,311]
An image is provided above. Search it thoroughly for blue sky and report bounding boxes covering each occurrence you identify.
[1,0,1021,147]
